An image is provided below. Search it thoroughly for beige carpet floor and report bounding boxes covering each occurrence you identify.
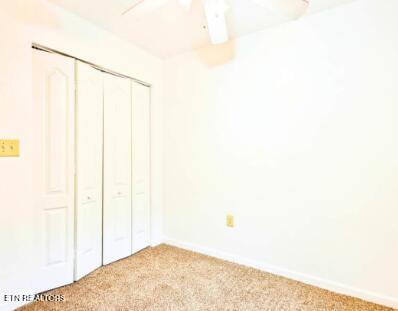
[19,244,394,311]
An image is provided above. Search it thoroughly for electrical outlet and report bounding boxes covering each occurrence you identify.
[0,140,19,157]
[226,214,234,228]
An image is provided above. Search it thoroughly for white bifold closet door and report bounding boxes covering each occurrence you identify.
[33,49,75,293]
[74,62,104,280]
[103,73,132,265]
[131,81,151,254]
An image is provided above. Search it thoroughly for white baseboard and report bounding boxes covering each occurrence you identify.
[163,237,398,309]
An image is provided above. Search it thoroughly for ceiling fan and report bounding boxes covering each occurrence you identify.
[122,0,310,45]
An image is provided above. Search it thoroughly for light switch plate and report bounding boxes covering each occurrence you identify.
[0,140,20,157]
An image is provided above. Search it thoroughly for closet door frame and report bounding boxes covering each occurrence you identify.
[32,44,153,290]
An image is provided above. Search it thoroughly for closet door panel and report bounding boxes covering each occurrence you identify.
[131,82,151,254]
[33,49,75,293]
[75,61,104,280]
[103,73,132,265]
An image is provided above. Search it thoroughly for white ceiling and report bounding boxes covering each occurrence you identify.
[49,0,355,58]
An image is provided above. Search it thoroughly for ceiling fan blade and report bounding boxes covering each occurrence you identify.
[203,0,229,44]
[203,0,228,44]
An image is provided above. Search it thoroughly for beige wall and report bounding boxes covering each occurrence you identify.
[0,1,163,308]
[163,0,398,307]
